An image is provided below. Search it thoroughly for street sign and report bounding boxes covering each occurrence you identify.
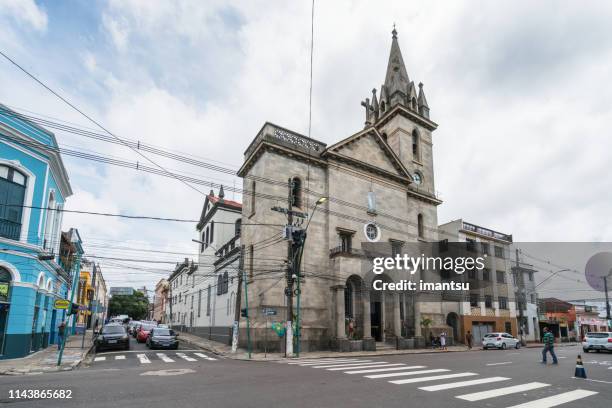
[54,299,70,309]
[263,308,277,316]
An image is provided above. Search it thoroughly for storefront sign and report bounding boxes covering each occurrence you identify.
[54,299,70,309]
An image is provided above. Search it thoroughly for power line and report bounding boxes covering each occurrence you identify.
[0,49,207,196]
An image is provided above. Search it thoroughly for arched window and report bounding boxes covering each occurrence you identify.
[0,165,27,240]
[417,213,424,238]
[412,129,420,161]
[411,97,417,111]
[235,219,242,236]
[291,177,302,208]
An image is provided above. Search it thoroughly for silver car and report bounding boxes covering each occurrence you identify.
[482,332,520,350]
[582,332,612,353]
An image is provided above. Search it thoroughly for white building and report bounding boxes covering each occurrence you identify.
[168,258,197,329]
[169,187,242,344]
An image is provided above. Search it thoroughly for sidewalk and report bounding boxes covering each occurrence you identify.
[177,331,472,361]
[0,330,95,375]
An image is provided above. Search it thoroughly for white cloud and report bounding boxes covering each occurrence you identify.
[102,13,129,52]
[0,0,48,32]
[2,0,612,291]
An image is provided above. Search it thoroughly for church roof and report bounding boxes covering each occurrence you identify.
[196,189,242,231]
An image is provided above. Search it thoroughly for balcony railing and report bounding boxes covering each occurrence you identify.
[329,246,365,258]
[0,219,21,241]
[462,221,512,242]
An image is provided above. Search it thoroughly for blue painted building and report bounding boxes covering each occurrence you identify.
[0,105,79,359]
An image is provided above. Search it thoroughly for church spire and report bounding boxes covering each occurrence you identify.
[417,82,430,119]
[360,27,431,127]
[383,27,409,107]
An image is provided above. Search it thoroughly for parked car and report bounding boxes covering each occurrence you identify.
[136,323,157,343]
[482,332,520,350]
[146,327,179,350]
[127,320,141,335]
[582,332,612,353]
[95,324,130,352]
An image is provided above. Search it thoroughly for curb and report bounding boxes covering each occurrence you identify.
[0,343,95,376]
[177,338,227,358]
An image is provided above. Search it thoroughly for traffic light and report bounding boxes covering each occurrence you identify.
[241,308,248,318]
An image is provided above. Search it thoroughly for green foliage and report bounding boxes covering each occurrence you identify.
[108,290,149,320]
[420,317,433,328]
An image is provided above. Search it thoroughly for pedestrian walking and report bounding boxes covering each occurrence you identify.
[429,332,435,349]
[57,321,66,350]
[465,330,473,350]
[440,331,447,351]
[541,327,558,365]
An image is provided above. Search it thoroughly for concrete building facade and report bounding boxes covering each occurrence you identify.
[0,106,77,359]
[438,219,518,346]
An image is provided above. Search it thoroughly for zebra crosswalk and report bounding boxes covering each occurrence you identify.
[92,351,218,364]
[277,358,599,408]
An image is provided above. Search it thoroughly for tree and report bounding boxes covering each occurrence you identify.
[108,290,149,320]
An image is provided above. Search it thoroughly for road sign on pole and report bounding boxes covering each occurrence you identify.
[263,308,277,316]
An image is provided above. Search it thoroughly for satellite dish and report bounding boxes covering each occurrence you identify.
[585,252,612,292]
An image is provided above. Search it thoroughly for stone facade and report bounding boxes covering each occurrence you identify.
[236,30,454,352]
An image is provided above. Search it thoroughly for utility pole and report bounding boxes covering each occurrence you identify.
[271,179,309,358]
[515,248,525,345]
[604,274,611,329]
[285,178,294,357]
[232,245,245,354]
[58,253,82,366]
[243,251,252,359]
[82,262,97,348]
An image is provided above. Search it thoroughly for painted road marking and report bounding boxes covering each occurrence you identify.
[504,389,598,408]
[157,353,175,363]
[365,368,450,379]
[194,352,217,361]
[326,363,404,371]
[287,358,359,363]
[345,365,426,374]
[295,360,373,366]
[486,362,512,366]
[136,354,151,364]
[313,362,388,369]
[457,382,550,401]
[389,372,477,385]
[94,356,106,362]
[288,358,364,363]
[114,355,126,360]
[176,352,197,362]
[141,368,195,376]
[419,377,510,392]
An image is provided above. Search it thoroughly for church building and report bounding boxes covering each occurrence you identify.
[238,29,451,352]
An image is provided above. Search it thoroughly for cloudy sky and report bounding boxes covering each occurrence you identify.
[1,1,611,300]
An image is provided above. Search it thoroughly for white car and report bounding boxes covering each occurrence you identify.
[582,332,612,353]
[482,332,520,350]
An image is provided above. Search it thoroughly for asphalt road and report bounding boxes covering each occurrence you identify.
[1,341,610,408]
